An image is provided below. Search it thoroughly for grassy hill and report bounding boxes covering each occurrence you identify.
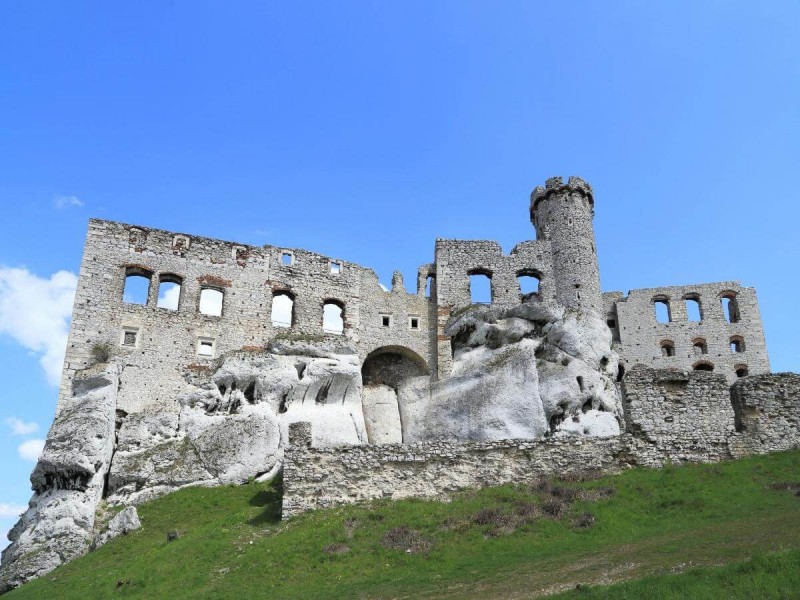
[6,450,800,599]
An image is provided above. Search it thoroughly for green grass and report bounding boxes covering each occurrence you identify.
[6,450,800,599]
[551,550,800,599]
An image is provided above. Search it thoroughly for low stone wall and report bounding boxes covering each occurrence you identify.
[729,373,800,457]
[282,369,800,519]
[282,422,638,518]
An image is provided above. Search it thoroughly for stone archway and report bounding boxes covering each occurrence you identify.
[361,347,429,444]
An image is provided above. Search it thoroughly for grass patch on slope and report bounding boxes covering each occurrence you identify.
[6,450,800,600]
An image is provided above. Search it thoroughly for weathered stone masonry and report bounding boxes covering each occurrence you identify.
[58,175,769,413]
[282,368,800,518]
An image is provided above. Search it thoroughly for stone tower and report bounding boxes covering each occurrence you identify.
[530,176,602,314]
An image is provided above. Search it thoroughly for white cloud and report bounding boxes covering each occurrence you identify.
[323,303,344,334]
[5,418,38,436]
[270,294,293,327]
[18,439,45,462]
[199,289,223,316]
[157,282,181,310]
[0,267,78,386]
[0,504,26,519]
[53,195,85,209]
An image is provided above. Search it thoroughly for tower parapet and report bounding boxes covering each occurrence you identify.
[530,176,602,314]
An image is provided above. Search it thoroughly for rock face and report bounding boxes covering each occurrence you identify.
[402,301,623,442]
[0,302,623,592]
[93,507,141,549]
[0,365,120,594]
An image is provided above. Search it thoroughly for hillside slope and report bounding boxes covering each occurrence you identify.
[5,451,800,599]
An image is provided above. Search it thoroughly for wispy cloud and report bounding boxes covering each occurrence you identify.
[5,418,38,436]
[0,503,26,519]
[17,439,45,462]
[0,267,78,386]
[53,195,85,209]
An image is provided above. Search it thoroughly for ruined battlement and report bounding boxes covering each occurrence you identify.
[529,175,594,217]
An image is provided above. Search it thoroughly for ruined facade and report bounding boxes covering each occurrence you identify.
[58,175,767,414]
[1,176,789,594]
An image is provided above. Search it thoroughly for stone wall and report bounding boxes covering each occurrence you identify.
[729,373,800,456]
[282,369,800,519]
[282,421,636,518]
[606,282,769,384]
[621,365,736,465]
[60,219,434,416]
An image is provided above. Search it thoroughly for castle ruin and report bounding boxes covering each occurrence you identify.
[1,176,794,593]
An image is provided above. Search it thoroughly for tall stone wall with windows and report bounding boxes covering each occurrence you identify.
[605,282,770,385]
[59,219,434,416]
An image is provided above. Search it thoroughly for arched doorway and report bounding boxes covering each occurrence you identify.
[361,347,429,444]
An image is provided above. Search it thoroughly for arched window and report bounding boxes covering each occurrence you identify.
[720,292,740,323]
[660,340,675,357]
[468,270,492,304]
[684,294,702,321]
[730,336,746,353]
[693,361,714,372]
[199,288,224,317]
[692,338,708,356]
[517,270,541,300]
[425,274,435,298]
[323,300,345,335]
[271,291,295,328]
[653,296,671,323]
[157,274,182,310]
[122,267,152,305]
[735,365,749,378]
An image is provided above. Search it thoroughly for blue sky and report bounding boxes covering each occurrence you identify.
[1,1,798,548]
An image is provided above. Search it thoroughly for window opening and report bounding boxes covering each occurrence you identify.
[323,301,344,335]
[121,327,139,347]
[271,292,294,328]
[685,296,702,321]
[654,298,671,323]
[660,340,675,357]
[281,251,293,266]
[409,317,420,330]
[517,273,540,298]
[721,294,740,323]
[197,337,215,357]
[693,362,714,372]
[381,315,391,327]
[199,288,223,317]
[469,272,492,304]
[425,275,435,298]
[157,275,182,310]
[730,336,745,353]
[330,261,342,275]
[122,270,151,305]
[693,339,708,355]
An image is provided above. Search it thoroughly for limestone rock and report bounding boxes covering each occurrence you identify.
[0,365,120,594]
[94,507,141,549]
[402,301,623,442]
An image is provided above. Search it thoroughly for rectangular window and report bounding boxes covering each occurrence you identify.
[280,251,293,266]
[197,337,215,357]
[381,315,391,327]
[120,327,139,347]
[330,261,342,275]
[409,317,420,330]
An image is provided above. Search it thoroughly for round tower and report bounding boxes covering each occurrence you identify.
[530,176,602,314]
